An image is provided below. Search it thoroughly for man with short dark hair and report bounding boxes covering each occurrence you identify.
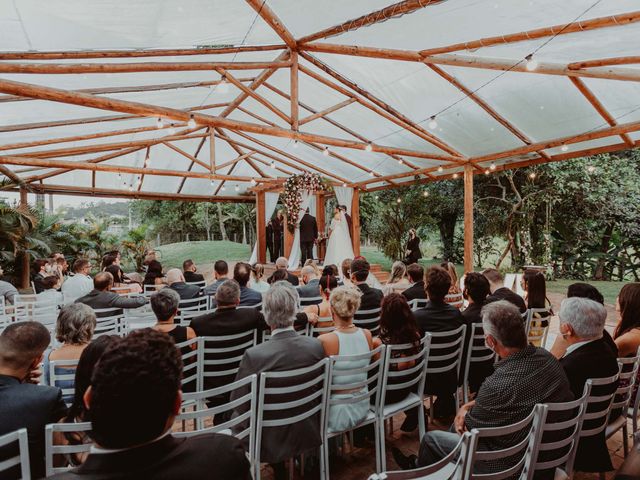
[49,329,250,479]
[76,272,146,310]
[350,257,383,311]
[0,264,18,305]
[0,322,68,479]
[402,263,426,302]
[482,268,526,313]
[394,301,573,474]
[203,260,229,296]
[32,259,48,293]
[182,259,204,284]
[210,262,263,308]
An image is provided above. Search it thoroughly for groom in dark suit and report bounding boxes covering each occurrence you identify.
[339,205,353,239]
[299,208,318,265]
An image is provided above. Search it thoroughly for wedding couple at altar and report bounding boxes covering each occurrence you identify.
[322,205,354,268]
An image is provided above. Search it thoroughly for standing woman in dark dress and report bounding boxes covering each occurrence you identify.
[272,211,284,260]
[404,229,422,265]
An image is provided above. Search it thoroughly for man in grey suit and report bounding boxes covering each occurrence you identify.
[297,265,320,300]
[232,281,325,480]
[76,272,147,311]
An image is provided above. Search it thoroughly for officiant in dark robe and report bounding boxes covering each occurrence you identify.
[404,228,422,264]
[271,212,284,260]
[266,220,275,263]
[299,208,318,265]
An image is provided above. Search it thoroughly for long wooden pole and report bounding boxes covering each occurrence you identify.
[569,56,640,70]
[463,164,474,273]
[244,0,297,49]
[290,51,299,132]
[257,191,266,263]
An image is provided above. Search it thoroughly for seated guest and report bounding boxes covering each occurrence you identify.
[340,259,353,287]
[441,261,461,295]
[393,301,573,473]
[62,259,93,304]
[44,304,96,402]
[203,260,229,296]
[303,259,320,277]
[304,269,338,322]
[383,261,410,296]
[402,263,426,302]
[522,269,552,345]
[373,293,422,406]
[350,257,383,312]
[105,264,142,295]
[101,251,131,284]
[249,263,270,293]
[268,257,299,286]
[0,322,67,478]
[167,268,202,300]
[297,265,320,299]
[0,264,18,305]
[76,272,146,311]
[232,282,324,479]
[37,275,64,304]
[234,262,262,307]
[461,272,494,393]
[50,329,250,479]
[142,260,165,288]
[54,336,120,468]
[613,283,640,358]
[151,288,196,355]
[182,259,204,283]
[56,256,69,276]
[558,297,619,474]
[32,258,49,293]
[412,265,464,421]
[268,268,288,285]
[482,268,526,313]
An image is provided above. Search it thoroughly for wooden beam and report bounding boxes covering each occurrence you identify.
[0,44,286,60]
[568,77,634,146]
[209,131,216,174]
[569,56,640,70]
[290,50,299,131]
[176,129,211,195]
[298,53,466,157]
[299,0,445,43]
[245,0,297,49]
[0,78,253,104]
[137,147,151,192]
[162,141,213,172]
[0,61,291,74]
[419,11,640,56]
[463,164,473,272]
[298,99,356,125]
[0,77,459,162]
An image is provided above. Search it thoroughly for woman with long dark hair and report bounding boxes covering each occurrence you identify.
[304,267,338,328]
[614,283,640,356]
[521,270,552,346]
[404,228,422,265]
[143,260,165,287]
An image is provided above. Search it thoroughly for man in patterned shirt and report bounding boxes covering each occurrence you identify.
[393,300,573,474]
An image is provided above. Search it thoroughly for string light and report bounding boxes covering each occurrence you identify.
[167,124,176,135]
[428,116,438,129]
[369,171,375,177]
[323,147,329,156]
[135,177,141,186]
[292,140,299,149]
[485,169,490,175]
[342,182,347,187]
[375,195,379,200]
[365,143,373,152]
[560,144,569,152]
[234,185,240,192]
[221,185,226,191]
[452,173,459,179]
[217,75,229,94]
[210,179,215,186]
[270,161,276,169]
[187,114,196,128]
[525,54,538,71]
[490,162,496,171]
[437,166,444,173]
[398,159,403,165]
[156,118,163,129]
[396,198,402,203]
[250,178,257,186]
[423,190,429,197]
[128,185,133,192]
[529,172,537,179]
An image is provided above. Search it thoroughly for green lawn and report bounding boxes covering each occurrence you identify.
[156,240,252,269]
[547,279,625,306]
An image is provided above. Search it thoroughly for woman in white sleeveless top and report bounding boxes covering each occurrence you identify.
[319,286,374,433]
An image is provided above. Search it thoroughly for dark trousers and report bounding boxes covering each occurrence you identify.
[272,236,282,261]
[301,241,314,264]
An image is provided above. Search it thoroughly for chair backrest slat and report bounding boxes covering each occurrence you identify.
[45,422,92,476]
[0,428,30,479]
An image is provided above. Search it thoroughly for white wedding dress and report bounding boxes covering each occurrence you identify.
[323,211,355,270]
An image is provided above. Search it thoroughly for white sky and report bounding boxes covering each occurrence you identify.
[0,191,125,210]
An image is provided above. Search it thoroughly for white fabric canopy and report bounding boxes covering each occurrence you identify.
[249,192,279,264]
[286,190,313,270]
[333,187,354,215]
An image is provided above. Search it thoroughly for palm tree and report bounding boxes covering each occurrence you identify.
[0,202,41,287]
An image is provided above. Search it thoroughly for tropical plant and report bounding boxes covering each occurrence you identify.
[121,225,151,272]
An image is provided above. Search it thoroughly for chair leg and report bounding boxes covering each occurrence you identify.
[288,458,294,480]
[418,401,427,441]
[319,444,327,480]
[623,423,629,458]
[376,420,384,473]
[428,396,434,424]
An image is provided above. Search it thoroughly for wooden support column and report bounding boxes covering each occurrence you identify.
[19,187,30,289]
[463,164,474,273]
[351,188,361,256]
[256,191,266,263]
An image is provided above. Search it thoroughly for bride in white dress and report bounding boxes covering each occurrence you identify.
[323,207,355,271]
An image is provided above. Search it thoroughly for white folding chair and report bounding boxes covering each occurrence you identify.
[255,357,330,480]
[185,280,206,288]
[175,297,209,326]
[0,428,30,479]
[262,322,308,341]
[44,422,92,476]
[606,352,640,457]
[300,296,323,308]
[425,325,467,422]
[369,431,475,480]
[466,405,545,480]
[377,334,431,472]
[92,308,124,337]
[523,308,551,347]
[462,323,496,403]
[409,298,428,311]
[176,337,202,393]
[309,317,335,337]
[529,388,590,480]
[445,293,464,310]
[48,358,79,406]
[238,302,262,311]
[175,374,258,468]
[200,331,259,392]
[323,345,385,477]
[13,296,58,334]
[121,306,157,333]
[354,307,382,334]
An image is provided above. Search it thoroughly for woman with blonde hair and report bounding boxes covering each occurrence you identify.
[249,263,270,293]
[319,286,374,433]
[441,262,461,294]
[383,261,410,295]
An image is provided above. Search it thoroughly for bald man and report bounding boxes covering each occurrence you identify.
[167,268,203,300]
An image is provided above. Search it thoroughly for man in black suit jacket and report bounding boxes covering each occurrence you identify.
[50,329,250,480]
[297,265,321,300]
[167,268,202,300]
[412,266,465,422]
[232,282,325,480]
[0,322,67,479]
[268,257,299,286]
[402,263,426,303]
[558,297,619,474]
[182,259,204,283]
[482,268,527,313]
[299,208,318,265]
[351,257,383,312]
[76,272,147,312]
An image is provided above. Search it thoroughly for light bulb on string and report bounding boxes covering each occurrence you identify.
[437,166,444,173]
[210,179,215,186]
[167,124,176,136]
[217,76,229,94]
[369,171,375,177]
[270,161,276,169]
[423,190,429,197]
[250,178,257,186]
[525,54,538,71]
[489,162,496,171]
[560,144,569,152]
[342,182,347,188]
[234,185,240,192]
[323,147,329,156]
[396,198,402,203]
[529,172,537,179]
[221,185,226,191]
[156,118,163,129]
[365,143,373,152]
[452,173,459,179]
[128,185,133,192]
[292,140,299,149]
[187,115,196,128]
[428,116,438,130]
[398,159,403,165]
